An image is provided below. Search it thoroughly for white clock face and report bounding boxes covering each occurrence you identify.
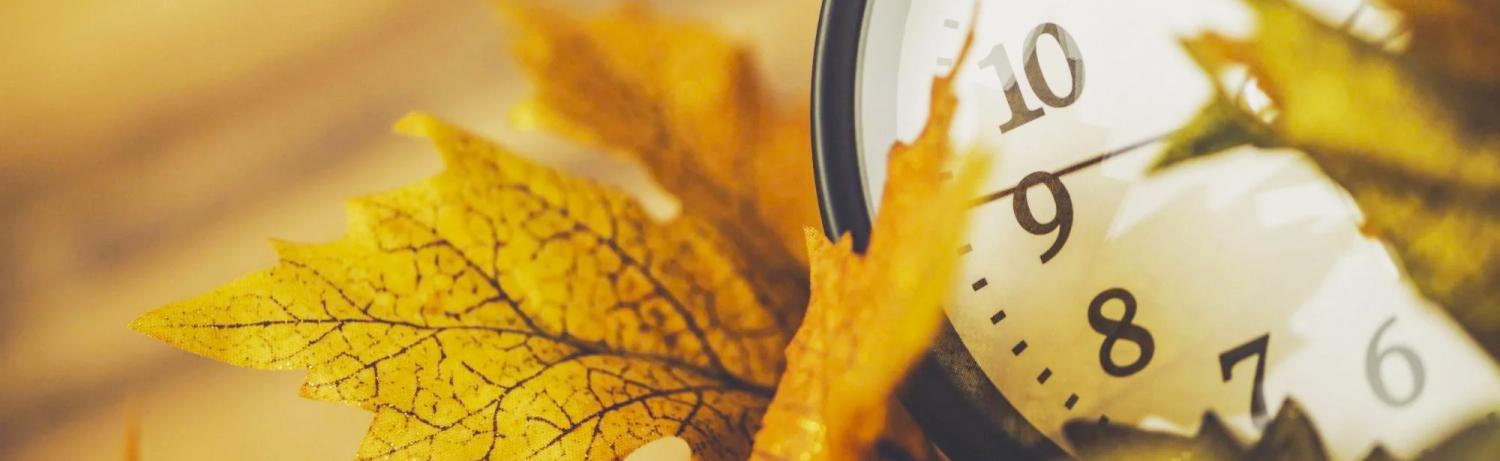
[851,0,1500,459]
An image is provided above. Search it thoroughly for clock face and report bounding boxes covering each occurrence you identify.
[813,0,1500,459]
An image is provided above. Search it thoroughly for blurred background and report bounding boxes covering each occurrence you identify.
[0,1,815,459]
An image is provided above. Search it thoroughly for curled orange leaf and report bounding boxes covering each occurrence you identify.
[750,40,985,461]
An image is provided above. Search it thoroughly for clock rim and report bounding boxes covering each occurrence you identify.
[811,0,1064,459]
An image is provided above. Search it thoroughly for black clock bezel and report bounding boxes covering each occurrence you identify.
[811,0,1064,459]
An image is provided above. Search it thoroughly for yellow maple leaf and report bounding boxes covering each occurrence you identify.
[748,39,985,461]
[503,1,816,324]
[504,5,958,459]
[1162,0,1500,359]
[132,112,798,460]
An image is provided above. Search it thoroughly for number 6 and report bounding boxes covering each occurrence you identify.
[1366,317,1426,407]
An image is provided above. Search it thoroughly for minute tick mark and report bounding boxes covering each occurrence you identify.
[935,18,961,68]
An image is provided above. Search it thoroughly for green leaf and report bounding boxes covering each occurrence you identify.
[1151,92,1280,172]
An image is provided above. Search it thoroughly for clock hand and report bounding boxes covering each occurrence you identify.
[970,132,1169,207]
[967,2,1383,209]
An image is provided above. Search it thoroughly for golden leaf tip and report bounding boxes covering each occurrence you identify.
[801,227,831,260]
[128,308,172,340]
[391,111,483,168]
[392,111,443,139]
[507,99,546,131]
[126,314,150,334]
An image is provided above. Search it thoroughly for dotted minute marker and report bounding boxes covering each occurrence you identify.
[935,18,961,68]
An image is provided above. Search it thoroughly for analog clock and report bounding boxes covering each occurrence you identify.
[811,0,1500,459]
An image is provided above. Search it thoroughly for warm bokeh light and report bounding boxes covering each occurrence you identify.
[0,1,814,459]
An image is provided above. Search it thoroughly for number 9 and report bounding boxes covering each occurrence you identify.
[1013,171,1073,263]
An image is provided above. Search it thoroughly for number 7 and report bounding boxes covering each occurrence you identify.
[1219,334,1270,426]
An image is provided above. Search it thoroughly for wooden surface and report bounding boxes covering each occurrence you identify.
[0,1,816,459]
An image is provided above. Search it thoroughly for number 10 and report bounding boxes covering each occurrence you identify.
[978,23,1086,133]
